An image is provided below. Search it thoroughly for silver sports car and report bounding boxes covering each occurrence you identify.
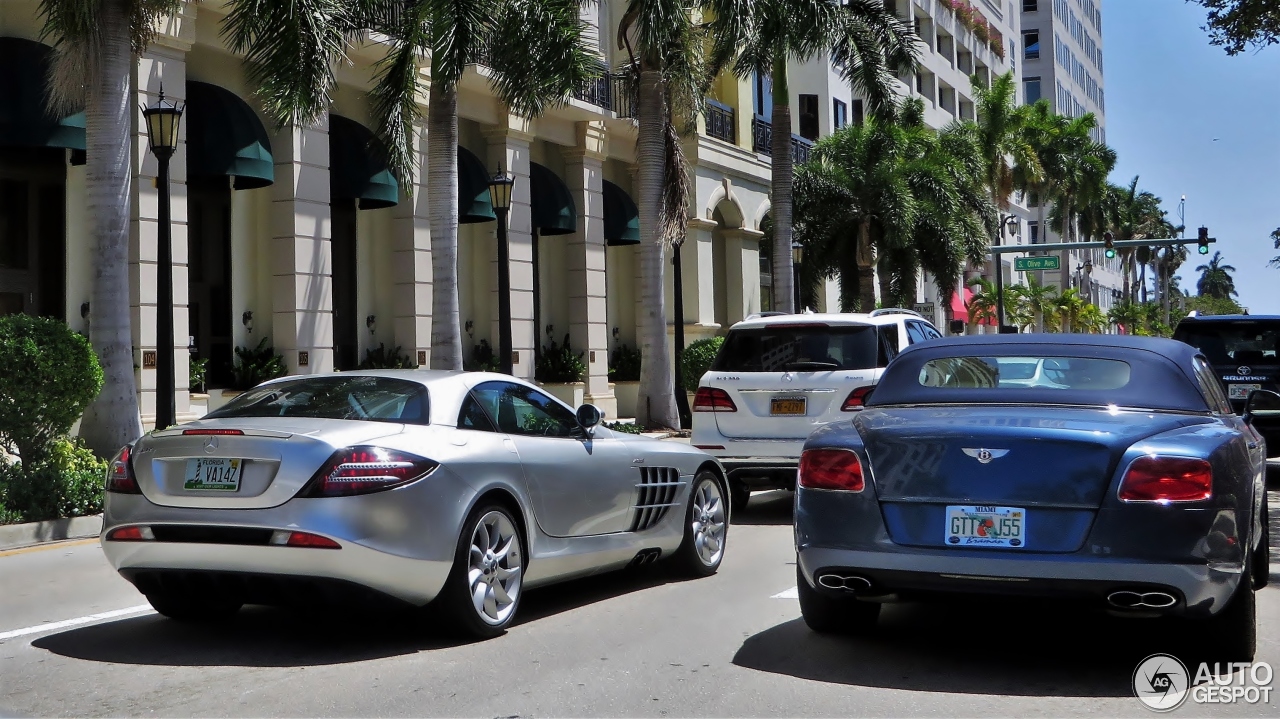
[101,371,728,637]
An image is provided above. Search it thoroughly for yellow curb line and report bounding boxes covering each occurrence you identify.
[0,537,99,558]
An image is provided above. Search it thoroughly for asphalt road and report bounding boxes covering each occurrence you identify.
[2,490,1278,718]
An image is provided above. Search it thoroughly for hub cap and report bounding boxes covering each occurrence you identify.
[691,479,726,566]
[467,511,522,625]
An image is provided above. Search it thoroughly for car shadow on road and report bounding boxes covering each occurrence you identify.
[733,598,1203,698]
[734,490,794,526]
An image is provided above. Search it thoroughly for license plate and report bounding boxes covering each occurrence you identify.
[1229,383,1261,400]
[770,397,807,416]
[184,458,243,491]
[945,505,1026,548]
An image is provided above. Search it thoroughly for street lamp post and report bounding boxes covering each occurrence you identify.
[671,241,692,428]
[489,167,516,375]
[791,241,803,312]
[142,88,184,431]
[994,215,1019,332]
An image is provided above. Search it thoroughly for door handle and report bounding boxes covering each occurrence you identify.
[503,438,518,454]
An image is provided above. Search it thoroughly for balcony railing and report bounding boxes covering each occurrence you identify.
[704,99,736,144]
[473,49,637,119]
[752,117,816,164]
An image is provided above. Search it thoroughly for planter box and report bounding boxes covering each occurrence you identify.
[613,380,640,418]
[189,393,210,418]
[206,389,243,414]
[539,382,586,409]
[0,514,103,550]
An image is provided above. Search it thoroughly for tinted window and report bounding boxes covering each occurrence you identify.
[905,322,927,344]
[1174,321,1280,365]
[208,376,429,423]
[474,381,580,438]
[921,323,943,340]
[712,325,879,372]
[918,356,1131,391]
[878,325,899,366]
[1193,357,1234,415]
[458,394,497,431]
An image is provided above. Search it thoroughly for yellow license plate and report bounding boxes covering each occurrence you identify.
[770,397,807,415]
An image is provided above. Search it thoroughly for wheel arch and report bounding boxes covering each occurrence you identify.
[696,460,730,518]
[466,486,532,566]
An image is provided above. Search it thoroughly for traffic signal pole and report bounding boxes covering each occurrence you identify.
[986,236,1216,255]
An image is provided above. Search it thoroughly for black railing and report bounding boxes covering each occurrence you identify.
[704,99,736,144]
[752,117,816,164]
[572,68,613,109]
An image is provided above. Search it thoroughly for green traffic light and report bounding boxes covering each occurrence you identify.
[1104,248,1116,259]
[1198,244,1210,255]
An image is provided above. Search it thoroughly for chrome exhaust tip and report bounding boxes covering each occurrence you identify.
[816,573,873,592]
[1107,590,1177,609]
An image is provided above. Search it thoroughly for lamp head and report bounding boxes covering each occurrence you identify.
[141,86,184,159]
[488,166,515,212]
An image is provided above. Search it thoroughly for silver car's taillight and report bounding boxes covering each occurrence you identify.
[105,445,140,494]
[297,446,437,498]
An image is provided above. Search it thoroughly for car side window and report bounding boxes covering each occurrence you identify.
[1193,357,1234,415]
[458,393,498,432]
[921,323,942,340]
[483,382,581,438]
[905,321,927,345]
[877,325,899,365]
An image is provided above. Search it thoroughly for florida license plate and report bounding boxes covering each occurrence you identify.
[184,458,243,491]
[1229,383,1261,400]
[945,505,1026,548]
[770,397,807,415]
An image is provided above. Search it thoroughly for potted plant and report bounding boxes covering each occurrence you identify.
[358,344,417,369]
[535,325,587,408]
[608,342,642,418]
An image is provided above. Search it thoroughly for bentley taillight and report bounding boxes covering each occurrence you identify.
[1118,456,1212,503]
[298,447,437,498]
[798,449,865,492]
[105,445,140,494]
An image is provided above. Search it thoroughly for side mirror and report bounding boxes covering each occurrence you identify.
[576,404,603,430]
[1243,389,1280,425]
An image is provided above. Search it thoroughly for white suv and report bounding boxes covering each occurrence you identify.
[690,309,943,511]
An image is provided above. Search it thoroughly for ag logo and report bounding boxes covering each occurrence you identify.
[962,448,1009,464]
[1238,366,1252,376]
[1133,653,1189,712]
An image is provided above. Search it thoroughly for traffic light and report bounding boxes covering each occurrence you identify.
[1197,226,1210,255]
[1103,232,1115,259]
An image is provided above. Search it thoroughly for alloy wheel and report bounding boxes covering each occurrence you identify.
[691,479,726,566]
[467,510,522,625]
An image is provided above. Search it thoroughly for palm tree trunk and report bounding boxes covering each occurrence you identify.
[78,0,143,456]
[635,67,677,429]
[1139,262,1147,304]
[857,219,875,311]
[1121,250,1131,302]
[427,81,463,369]
[769,55,794,314]
[838,238,858,312]
[878,265,894,309]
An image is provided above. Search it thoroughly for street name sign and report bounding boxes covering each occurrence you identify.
[1014,256,1060,271]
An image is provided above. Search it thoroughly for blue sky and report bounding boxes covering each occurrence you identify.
[1104,0,1279,313]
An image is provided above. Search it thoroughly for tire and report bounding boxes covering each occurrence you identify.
[1252,498,1269,591]
[670,470,728,577]
[729,481,751,516]
[797,564,880,635]
[436,504,525,639]
[1201,574,1257,664]
[145,591,242,623]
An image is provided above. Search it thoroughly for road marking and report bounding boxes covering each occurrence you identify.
[0,605,154,642]
[771,586,798,599]
[0,537,99,558]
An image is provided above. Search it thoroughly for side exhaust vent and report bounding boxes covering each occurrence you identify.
[630,467,684,532]
[627,548,663,567]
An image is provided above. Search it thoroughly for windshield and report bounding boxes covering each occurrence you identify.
[711,324,880,372]
[1174,321,1280,366]
[206,376,429,424]
[918,356,1132,391]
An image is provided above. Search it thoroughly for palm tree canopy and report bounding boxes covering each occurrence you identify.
[971,72,1042,206]
[1195,251,1239,298]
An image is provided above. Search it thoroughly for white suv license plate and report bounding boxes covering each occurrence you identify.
[945,505,1026,548]
[1229,383,1261,400]
[184,458,243,491]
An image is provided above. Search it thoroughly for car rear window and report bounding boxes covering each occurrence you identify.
[918,356,1132,391]
[711,324,880,372]
[1174,321,1280,365]
[207,376,429,424]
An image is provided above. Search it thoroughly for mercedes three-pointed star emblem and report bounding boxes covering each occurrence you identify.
[962,448,1009,464]
[204,436,219,453]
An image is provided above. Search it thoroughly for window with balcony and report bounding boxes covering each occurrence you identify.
[1023,0,1037,10]
[1028,221,1039,244]
[852,99,865,126]
[1024,77,1041,104]
[957,48,974,74]
[1023,31,1039,60]
[799,94,820,141]
[753,72,773,122]
[833,99,848,130]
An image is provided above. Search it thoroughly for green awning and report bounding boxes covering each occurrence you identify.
[329,115,399,210]
[530,162,577,236]
[458,146,496,224]
[602,180,640,246]
[186,81,274,190]
[0,38,85,151]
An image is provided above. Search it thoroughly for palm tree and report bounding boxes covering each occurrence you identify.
[972,73,1042,212]
[1195,251,1238,299]
[1077,302,1105,334]
[1005,275,1056,332]
[1053,288,1086,333]
[1107,300,1144,336]
[965,277,999,335]
[1043,114,1115,286]
[1270,227,1280,268]
[719,0,917,312]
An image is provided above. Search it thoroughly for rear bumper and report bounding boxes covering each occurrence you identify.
[690,432,804,490]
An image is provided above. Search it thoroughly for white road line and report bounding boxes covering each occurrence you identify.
[771,586,798,599]
[0,605,154,642]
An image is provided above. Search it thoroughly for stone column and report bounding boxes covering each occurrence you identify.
[133,17,193,429]
[562,121,614,417]
[485,118,535,380]
[679,217,719,328]
[722,226,764,323]
[271,119,333,374]
[392,122,432,367]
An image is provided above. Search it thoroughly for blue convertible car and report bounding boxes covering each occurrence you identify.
[795,335,1275,661]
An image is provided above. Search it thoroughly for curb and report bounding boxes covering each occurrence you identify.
[0,515,102,551]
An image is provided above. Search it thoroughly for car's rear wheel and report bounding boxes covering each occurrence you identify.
[145,591,242,623]
[1251,499,1269,590]
[729,481,751,515]
[797,565,880,635]
[670,470,728,576]
[438,504,524,639]
[1200,572,1257,663]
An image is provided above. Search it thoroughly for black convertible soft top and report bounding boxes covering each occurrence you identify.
[867,334,1211,412]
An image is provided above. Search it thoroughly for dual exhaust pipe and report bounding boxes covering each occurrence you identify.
[629,548,662,567]
[817,573,873,593]
[1107,589,1178,610]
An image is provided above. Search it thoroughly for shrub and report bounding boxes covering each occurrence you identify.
[535,327,587,383]
[608,344,642,382]
[358,344,417,369]
[230,337,288,390]
[464,339,501,372]
[0,437,107,523]
[0,314,102,466]
[681,337,724,391]
[603,421,643,435]
[189,356,209,393]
